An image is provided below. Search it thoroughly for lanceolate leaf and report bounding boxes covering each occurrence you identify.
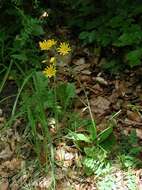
[68,132,91,143]
[97,126,113,143]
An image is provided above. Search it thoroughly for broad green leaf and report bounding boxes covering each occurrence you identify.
[84,147,98,158]
[66,83,76,98]
[126,49,142,67]
[32,25,45,36]
[79,31,90,40]
[73,133,90,142]
[97,126,113,143]
[68,132,91,143]
[11,53,27,61]
[100,134,116,151]
[56,83,76,108]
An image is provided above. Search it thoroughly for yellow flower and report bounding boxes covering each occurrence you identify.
[50,57,56,65]
[43,65,56,78]
[57,42,71,55]
[39,39,57,50]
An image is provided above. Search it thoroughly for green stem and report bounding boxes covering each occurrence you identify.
[11,71,33,117]
[0,60,13,94]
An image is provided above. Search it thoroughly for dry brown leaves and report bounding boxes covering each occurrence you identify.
[0,46,142,189]
[55,142,81,168]
[90,96,111,116]
[0,110,30,189]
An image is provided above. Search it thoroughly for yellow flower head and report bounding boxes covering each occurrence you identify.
[39,39,57,50]
[57,42,71,55]
[43,65,56,78]
[50,57,56,65]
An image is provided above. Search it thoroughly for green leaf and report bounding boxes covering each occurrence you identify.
[89,122,97,141]
[126,49,142,67]
[81,119,97,141]
[97,126,113,143]
[79,31,89,40]
[83,157,96,175]
[100,134,116,151]
[32,25,45,36]
[56,83,76,109]
[68,132,91,143]
[66,83,76,98]
[114,27,142,47]
[73,133,90,142]
[84,147,98,158]
[11,53,27,61]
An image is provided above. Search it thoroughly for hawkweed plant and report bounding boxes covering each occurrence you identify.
[22,38,71,189]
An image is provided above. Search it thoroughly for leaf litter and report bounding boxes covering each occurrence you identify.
[0,45,142,189]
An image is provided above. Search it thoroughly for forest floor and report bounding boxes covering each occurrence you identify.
[0,43,142,190]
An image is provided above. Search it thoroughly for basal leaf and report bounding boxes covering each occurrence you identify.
[97,126,113,143]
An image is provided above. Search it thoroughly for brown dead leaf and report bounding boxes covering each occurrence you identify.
[55,147,74,167]
[92,57,100,66]
[79,75,91,83]
[34,176,52,190]
[0,145,13,160]
[0,158,22,178]
[123,118,142,127]
[74,183,97,190]
[123,127,131,136]
[73,64,90,73]
[0,117,5,123]
[136,129,142,139]
[127,110,142,123]
[95,76,108,85]
[3,158,22,171]
[108,91,119,104]
[10,182,19,190]
[0,179,9,190]
[56,180,73,190]
[90,84,103,95]
[90,96,111,115]
[73,58,86,65]
[55,144,80,168]
[136,170,142,190]
[0,117,5,128]
[81,70,91,75]
[115,80,127,97]
[0,109,3,116]
[72,58,91,77]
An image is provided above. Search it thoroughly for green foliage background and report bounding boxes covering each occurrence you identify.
[0,0,44,82]
[47,0,142,68]
[1,0,142,79]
